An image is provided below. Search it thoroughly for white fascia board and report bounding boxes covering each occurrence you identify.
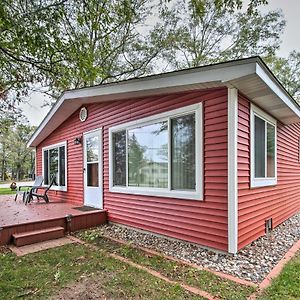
[255,63,300,119]
[228,87,238,254]
[63,63,255,100]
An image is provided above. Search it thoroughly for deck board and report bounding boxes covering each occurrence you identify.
[0,195,107,245]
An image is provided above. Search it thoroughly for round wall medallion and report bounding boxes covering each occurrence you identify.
[79,107,88,122]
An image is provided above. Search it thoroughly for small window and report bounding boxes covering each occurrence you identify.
[42,142,67,191]
[109,104,203,200]
[251,105,277,187]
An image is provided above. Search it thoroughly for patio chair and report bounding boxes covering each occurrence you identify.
[25,175,57,205]
[14,176,43,202]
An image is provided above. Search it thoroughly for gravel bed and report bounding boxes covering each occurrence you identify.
[97,213,300,283]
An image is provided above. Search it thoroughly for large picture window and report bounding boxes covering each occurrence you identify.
[251,105,277,187]
[109,104,203,200]
[42,142,67,191]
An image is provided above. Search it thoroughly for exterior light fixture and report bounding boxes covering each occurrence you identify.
[74,137,82,145]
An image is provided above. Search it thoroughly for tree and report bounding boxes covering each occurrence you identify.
[154,0,285,69]
[0,116,35,181]
[0,0,273,106]
[0,0,160,106]
[264,51,300,102]
[185,0,268,16]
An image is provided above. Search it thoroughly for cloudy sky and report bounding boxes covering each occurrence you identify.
[21,0,300,126]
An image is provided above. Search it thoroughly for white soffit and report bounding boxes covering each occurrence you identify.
[28,57,300,147]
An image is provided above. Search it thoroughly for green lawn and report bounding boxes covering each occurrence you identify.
[258,252,300,300]
[77,229,255,300]
[0,188,16,195]
[1,228,299,300]
[0,244,201,300]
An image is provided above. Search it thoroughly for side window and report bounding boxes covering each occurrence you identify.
[42,142,67,190]
[251,105,277,187]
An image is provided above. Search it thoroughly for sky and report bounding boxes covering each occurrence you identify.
[20,0,300,127]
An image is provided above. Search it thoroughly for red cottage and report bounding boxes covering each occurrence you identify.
[28,57,300,254]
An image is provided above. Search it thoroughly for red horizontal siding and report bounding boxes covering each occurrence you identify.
[237,94,300,249]
[36,88,228,251]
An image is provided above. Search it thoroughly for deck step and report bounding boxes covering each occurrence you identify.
[12,226,65,247]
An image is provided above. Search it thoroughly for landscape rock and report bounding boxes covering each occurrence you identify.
[98,212,300,283]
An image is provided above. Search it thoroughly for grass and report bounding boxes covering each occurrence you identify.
[258,252,300,300]
[0,243,202,300]
[0,188,16,195]
[77,229,256,300]
[2,228,298,300]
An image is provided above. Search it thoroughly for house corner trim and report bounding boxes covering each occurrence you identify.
[228,87,238,254]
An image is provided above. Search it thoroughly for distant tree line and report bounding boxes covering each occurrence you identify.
[0,116,36,182]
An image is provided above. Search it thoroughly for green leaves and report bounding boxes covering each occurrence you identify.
[155,1,284,69]
[264,51,300,101]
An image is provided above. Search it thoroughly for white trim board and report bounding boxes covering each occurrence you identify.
[227,88,238,254]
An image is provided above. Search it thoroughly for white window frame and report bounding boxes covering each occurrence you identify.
[42,141,68,191]
[109,103,203,200]
[250,104,277,188]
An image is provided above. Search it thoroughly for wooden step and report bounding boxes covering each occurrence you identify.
[12,226,65,247]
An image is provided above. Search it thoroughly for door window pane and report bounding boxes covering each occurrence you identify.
[49,148,58,185]
[86,136,99,162]
[59,146,66,186]
[171,113,196,190]
[254,116,265,178]
[87,163,99,187]
[128,122,168,188]
[267,123,275,177]
[113,131,126,186]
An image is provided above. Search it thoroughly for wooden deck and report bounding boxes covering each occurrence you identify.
[0,195,107,245]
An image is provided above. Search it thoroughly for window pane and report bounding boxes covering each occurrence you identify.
[267,123,275,177]
[171,113,196,190]
[113,131,126,186]
[254,116,266,178]
[87,163,99,187]
[128,122,168,188]
[49,148,58,185]
[43,150,49,185]
[59,146,66,186]
[86,136,99,162]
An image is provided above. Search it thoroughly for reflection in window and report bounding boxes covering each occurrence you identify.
[43,150,49,185]
[267,123,275,177]
[113,131,126,186]
[128,122,168,188]
[59,146,66,186]
[171,113,195,190]
[43,143,67,188]
[254,115,276,179]
[86,136,99,162]
[111,110,198,192]
[254,116,265,178]
[49,148,58,186]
